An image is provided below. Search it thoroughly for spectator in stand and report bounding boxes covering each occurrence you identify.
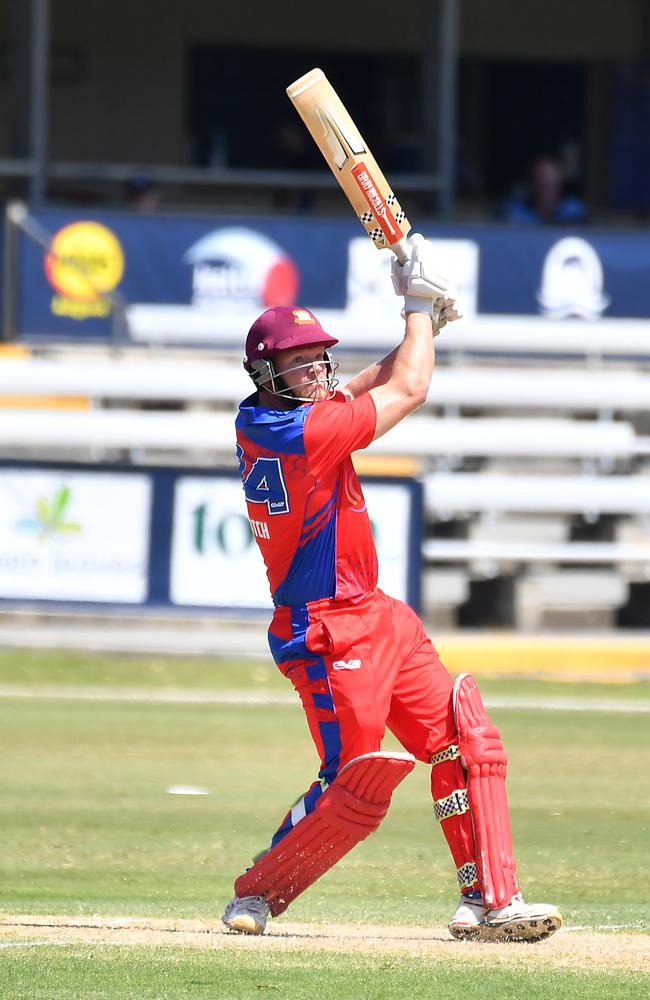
[124,171,161,212]
[500,155,588,224]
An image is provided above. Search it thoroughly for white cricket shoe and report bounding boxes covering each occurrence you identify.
[222,895,270,935]
[449,892,562,943]
[448,893,489,940]
[485,892,562,942]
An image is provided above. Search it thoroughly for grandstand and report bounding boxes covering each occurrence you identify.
[1,1,650,633]
[1,302,649,631]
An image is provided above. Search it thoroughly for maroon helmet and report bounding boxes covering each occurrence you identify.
[244,306,339,399]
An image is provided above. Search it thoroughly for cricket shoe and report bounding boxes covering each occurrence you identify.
[222,895,270,935]
[448,892,489,941]
[448,892,562,943]
[485,893,562,942]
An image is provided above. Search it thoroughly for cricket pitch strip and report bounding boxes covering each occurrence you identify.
[1,914,648,973]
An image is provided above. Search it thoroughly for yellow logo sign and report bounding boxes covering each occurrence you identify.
[292,309,315,325]
[45,221,125,320]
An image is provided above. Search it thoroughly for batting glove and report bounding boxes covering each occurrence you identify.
[391,233,449,317]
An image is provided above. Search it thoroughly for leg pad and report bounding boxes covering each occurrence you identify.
[235,751,415,916]
[453,673,519,908]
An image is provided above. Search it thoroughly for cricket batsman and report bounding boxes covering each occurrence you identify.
[223,234,562,942]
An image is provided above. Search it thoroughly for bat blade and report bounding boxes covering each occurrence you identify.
[287,68,411,261]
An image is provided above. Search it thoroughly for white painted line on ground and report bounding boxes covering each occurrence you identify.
[561,924,647,933]
[0,685,649,713]
[0,685,296,705]
[0,940,70,949]
[166,785,209,795]
[484,696,650,713]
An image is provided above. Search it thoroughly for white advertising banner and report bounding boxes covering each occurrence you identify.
[170,477,273,609]
[346,236,479,317]
[0,469,151,602]
[170,475,414,609]
[364,481,411,602]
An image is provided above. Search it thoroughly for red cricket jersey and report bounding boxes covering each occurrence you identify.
[235,390,378,606]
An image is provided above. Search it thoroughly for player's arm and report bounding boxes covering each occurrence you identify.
[306,308,436,473]
[341,347,400,401]
[362,234,457,439]
[343,235,460,404]
[368,311,438,439]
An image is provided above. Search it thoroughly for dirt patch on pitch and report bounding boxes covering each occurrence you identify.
[1,914,648,973]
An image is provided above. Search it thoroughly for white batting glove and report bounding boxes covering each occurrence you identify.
[391,233,449,317]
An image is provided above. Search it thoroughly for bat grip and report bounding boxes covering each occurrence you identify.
[391,238,409,265]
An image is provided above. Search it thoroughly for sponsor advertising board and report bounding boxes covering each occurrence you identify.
[169,475,418,609]
[0,469,151,602]
[14,209,650,344]
[0,465,421,613]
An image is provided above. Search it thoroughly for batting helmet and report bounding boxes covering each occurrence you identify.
[243,306,339,400]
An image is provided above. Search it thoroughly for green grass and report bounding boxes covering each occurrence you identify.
[0,648,275,690]
[1,647,648,998]
[2,646,650,698]
[0,945,647,1000]
[1,649,649,924]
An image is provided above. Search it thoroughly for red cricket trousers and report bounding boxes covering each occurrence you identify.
[293,587,457,768]
[266,588,479,895]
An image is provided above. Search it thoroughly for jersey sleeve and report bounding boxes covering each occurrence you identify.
[304,391,377,479]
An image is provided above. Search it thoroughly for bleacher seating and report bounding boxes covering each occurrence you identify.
[124,307,650,362]
[1,346,649,629]
[1,408,646,461]
[4,358,648,411]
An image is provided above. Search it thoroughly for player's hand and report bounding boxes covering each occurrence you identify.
[435,296,463,333]
[391,233,449,317]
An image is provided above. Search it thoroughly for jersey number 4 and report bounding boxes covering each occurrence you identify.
[237,450,290,515]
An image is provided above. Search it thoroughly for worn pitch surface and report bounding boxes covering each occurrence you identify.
[1,915,648,974]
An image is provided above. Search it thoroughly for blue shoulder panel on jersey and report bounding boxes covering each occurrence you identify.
[236,394,310,455]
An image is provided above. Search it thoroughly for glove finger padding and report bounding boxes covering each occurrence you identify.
[393,233,451,319]
[405,233,450,301]
[391,233,425,297]
[437,296,462,330]
[391,254,408,297]
[392,234,449,300]
[410,295,462,335]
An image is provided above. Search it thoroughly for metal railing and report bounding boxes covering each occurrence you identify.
[0,157,445,195]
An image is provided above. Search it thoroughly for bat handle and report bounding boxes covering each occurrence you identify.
[391,237,410,265]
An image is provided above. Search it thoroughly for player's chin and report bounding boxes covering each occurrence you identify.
[301,384,328,402]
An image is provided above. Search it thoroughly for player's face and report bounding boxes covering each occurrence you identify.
[274,345,330,402]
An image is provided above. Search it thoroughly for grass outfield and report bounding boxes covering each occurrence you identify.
[1,648,649,998]
[1,944,648,1000]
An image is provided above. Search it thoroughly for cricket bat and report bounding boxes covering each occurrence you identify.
[287,68,411,263]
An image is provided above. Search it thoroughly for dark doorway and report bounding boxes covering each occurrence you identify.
[458,58,585,200]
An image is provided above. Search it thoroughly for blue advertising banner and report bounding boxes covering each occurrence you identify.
[16,210,350,341]
[475,226,650,318]
[12,207,650,342]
